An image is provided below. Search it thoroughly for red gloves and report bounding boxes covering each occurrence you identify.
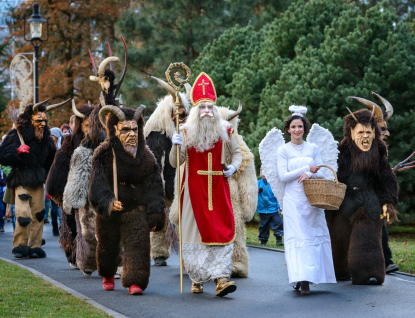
[17,145,30,155]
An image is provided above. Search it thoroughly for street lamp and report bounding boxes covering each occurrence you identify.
[23,3,49,103]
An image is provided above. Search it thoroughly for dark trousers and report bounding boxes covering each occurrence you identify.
[258,212,283,243]
[382,220,393,266]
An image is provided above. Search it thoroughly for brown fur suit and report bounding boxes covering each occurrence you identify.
[169,106,257,278]
[89,108,165,289]
[326,109,399,285]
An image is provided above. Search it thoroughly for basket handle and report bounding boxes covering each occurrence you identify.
[318,165,338,183]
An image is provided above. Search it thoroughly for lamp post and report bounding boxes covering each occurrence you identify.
[23,3,49,103]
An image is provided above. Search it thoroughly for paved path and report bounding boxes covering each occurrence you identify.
[1,221,414,318]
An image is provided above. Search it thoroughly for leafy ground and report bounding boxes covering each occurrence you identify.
[246,224,415,274]
[0,260,110,318]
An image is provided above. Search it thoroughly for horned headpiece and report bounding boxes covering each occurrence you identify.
[152,76,191,108]
[98,92,146,129]
[348,92,393,127]
[89,35,128,106]
[32,98,71,114]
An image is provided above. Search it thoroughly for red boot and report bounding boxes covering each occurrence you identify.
[103,276,115,291]
[128,284,143,295]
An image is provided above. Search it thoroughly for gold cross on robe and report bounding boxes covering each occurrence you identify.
[198,79,209,95]
[197,152,223,211]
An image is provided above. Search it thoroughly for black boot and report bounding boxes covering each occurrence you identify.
[52,222,59,236]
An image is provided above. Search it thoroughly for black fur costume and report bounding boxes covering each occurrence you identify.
[326,109,399,285]
[45,105,93,264]
[0,104,56,257]
[89,108,165,290]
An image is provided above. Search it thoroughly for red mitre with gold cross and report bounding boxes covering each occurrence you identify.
[190,72,217,106]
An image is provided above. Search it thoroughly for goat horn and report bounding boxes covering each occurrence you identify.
[114,35,128,98]
[346,107,359,123]
[348,96,384,126]
[151,76,176,101]
[107,42,113,71]
[227,100,243,121]
[88,100,91,107]
[45,98,71,113]
[372,92,393,121]
[99,91,107,107]
[89,49,98,76]
[98,57,119,77]
[133,105,146,122]
[32,98,50,115]
[99,106,126,129]
[185,83,191,102]
[72,99,84,118]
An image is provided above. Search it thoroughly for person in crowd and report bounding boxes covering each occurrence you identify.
[170,72,241,297]
[257,168,283,246]
[0,166,6,233]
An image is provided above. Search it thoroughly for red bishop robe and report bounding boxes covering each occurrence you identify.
[180,135,235,245]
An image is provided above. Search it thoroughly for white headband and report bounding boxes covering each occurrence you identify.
[289,105,307,117]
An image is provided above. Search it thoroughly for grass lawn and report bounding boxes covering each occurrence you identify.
[0,260,110,318]
[246,224,415,274]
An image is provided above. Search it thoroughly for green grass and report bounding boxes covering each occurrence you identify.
[246,225,415,274]
[0,260,110,318]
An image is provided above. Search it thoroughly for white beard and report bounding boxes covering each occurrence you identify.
[182,105,229,153]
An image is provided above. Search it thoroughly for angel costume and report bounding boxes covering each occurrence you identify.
[277,141,336,286]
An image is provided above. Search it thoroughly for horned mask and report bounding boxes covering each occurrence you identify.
[346,107,376,152]
[31,98,70,141]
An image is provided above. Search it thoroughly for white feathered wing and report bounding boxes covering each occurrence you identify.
[306,123,339,180]
[258,128,286,209]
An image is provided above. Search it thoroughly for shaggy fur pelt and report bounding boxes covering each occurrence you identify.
[89,108,166,288]
[0,127,55,189]
[325,109,399,285]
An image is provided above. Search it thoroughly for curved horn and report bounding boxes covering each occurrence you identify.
[346,107,359,123]
[89,49,97,76]
[32,98,50,115]
[107,42,113,72]
[72,99,84,118]
[372,92,393,121]
[184,83,191,103]
[88,100,91,107]
[98,57,119,77]
[114,35,128,98]
[151,76,176,101]
[133,105,147,122]
[99,106,126,129]
[348,96,384,125]
[45,98,71,112]
[227,100,243,121]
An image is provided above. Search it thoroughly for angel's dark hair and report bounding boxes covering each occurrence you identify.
[283,115,310,136]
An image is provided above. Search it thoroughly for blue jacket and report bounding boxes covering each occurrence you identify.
[257,178,280,214]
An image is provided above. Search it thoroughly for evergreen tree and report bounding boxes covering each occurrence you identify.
[193,0,415,213]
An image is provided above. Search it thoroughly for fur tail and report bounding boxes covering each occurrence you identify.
[74,209,90,266]
[164,208,179,254]
[59,209,73,255]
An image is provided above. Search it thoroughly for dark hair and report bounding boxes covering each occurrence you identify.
[61,124,71,132]
[283,115,310,136]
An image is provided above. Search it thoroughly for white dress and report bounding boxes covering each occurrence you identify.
[277,141,336,286]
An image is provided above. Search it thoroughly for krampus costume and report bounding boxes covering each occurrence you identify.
[217,104,257,278]
[144,76,191,266]
[62,101,104,275]
[46,100,94,266]
[89,101,165,295]
[0,98,70,258]
[326,108,399,285]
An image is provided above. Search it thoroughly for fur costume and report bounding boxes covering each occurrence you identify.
[0,104,56,257]
[46,104,93,265]
[63,105,105,274]
[89,107,165,290]
[326,109,399,285]
[144,92,189,262]
[217,106,257,278]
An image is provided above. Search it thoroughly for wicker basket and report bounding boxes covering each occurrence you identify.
[303,165,347,210]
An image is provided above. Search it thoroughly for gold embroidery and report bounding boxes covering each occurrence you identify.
[197,152,223,211]
[198,78,209,95]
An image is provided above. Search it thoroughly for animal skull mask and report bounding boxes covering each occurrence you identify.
[351,123,375,152]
